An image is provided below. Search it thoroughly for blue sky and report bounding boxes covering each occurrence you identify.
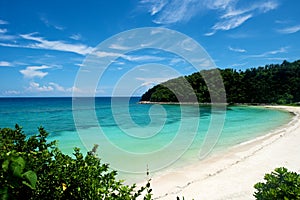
[0,0,299,97]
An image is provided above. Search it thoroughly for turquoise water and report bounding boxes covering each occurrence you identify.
[0,97,293,180]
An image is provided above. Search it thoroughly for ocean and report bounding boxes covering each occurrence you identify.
[0,97,293,181]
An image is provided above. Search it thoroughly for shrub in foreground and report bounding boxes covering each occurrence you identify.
[254,167,300,200]
[0,125,151,200]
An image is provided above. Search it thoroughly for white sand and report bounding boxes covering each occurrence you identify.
[149,106,300,200]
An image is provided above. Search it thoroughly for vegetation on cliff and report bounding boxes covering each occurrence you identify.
[141,60,300,104]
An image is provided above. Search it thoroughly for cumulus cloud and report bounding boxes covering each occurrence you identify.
[27,82,54,92]
[49,82,66,92]
[20,65,51,78]
[25,81,77,94]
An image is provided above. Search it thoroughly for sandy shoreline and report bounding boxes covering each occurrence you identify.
[147,106,300,200]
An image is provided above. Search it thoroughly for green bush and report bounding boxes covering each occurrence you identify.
[0,125,151,200]
[254,167,300,200]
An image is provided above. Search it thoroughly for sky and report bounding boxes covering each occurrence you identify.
[0,0,299,97]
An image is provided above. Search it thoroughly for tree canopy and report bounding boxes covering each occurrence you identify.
[254,167,300,199]
[0,125,152,200]
[140,60,300,104]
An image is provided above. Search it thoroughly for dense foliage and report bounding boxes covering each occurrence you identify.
[254,167,300,199]
[0,125,151,200]
[140,60,300,104]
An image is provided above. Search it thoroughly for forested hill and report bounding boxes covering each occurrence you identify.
[140,60,300,104]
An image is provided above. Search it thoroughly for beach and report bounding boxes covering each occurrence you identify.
[149,106,300,199]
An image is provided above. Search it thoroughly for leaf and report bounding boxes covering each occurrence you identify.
[22,170,37,189]
[10,157,25,177]
[0,187,9,200]
[2,159,9,172]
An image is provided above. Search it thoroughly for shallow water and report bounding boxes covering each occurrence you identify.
[0,97,292,181]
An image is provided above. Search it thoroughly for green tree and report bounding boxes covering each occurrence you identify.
[254,167,300,200]
[140,59,300,104]
[0,125,151,200]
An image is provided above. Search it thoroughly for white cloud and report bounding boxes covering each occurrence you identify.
[0,61,12,67]
[75,63,85,67]
[93,51,165,63]
[111,60,126,66]
[227,32,253,38]
[205,0,234,10]
[205,0,279,36]
[2,90,21,96]
[94,51,123,58]
[228,46,247,53]
[40,16,64,30]
[124,55,165,62]
[0,27,18,41]
[49,82,65,92]
[20,65,51,78]
[25,81,77,94]
[142,0,202,24]
[109,43,131,50]
[3,90,20,95]
[220,1,278,18]
[0,19,8,25]
[204,31,216,36]
[248,47,288,58]
[257,1,278,13]
[0,33,94,55]
[70,34,82,40]
[267,47,288,54]
[0,43,20,48]
[141,0,168,15]
[19,33,94,55]
[230,62,248,67]
[275,20,289,24]
[170,58,185,65]
[212,14,252,31]
[27,82,54,92]
[277,25,300,34]
[0,28,7,33]
[0,34,18,41]
[150,0,167,15]
[54,25,64,31]
[67,86,82,93]
[221,9,246,19]
[266,57,289,61]
[141,0,278,29]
